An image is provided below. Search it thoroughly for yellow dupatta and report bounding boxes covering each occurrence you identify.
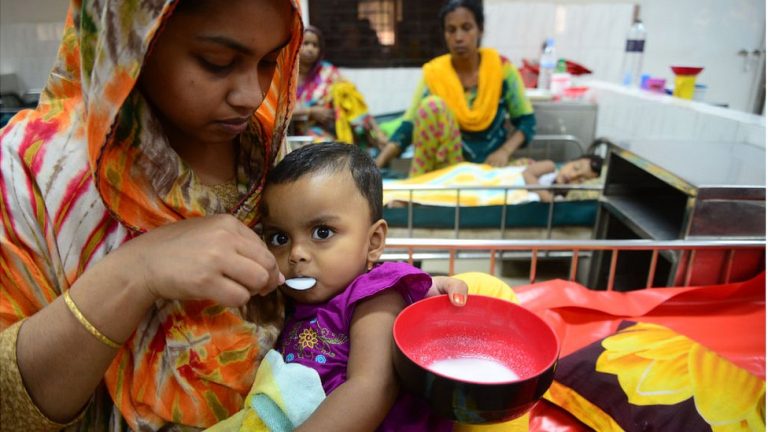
[422,47,503,132]
[331,81,369,145]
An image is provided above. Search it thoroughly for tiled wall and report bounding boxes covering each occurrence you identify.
[0,21,64,93]
[343,2,633,116]
[2,0,763,145]
[588,80,766,148]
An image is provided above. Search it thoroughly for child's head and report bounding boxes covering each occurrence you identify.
[260,142,387,304]
[556,154,603,185]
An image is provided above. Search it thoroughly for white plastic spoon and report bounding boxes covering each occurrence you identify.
[284,277,317,291]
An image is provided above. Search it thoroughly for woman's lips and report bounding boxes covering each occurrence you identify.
[217,119,249,134]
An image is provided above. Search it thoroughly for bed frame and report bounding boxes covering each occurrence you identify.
[382,238,765,291]
[384,182,603,240]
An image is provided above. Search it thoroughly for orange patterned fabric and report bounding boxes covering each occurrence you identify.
[0,0,303,429]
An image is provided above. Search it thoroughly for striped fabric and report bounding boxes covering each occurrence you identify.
[0,0,303,429]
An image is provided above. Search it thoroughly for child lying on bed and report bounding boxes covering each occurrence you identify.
[258,142,460,431]
[522,154,603,202]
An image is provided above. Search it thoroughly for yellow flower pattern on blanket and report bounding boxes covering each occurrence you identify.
[596,322,765,430]
[382,162,532,206]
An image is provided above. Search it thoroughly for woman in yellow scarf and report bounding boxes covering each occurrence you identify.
[376,0,537,177]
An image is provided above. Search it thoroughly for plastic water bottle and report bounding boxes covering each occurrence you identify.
[537,38,556,91]
[620,6,646,87]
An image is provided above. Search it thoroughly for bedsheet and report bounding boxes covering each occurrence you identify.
[515,272,766,431]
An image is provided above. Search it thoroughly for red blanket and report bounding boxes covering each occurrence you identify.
[516,272,765,430]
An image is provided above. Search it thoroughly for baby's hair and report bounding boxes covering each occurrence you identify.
[583,154,604,175]
[439,0,485,32]
[264,142,383,222]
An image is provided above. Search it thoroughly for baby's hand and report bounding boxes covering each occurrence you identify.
[427,276,468,306]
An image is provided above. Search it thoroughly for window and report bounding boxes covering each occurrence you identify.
[309,0,446,67]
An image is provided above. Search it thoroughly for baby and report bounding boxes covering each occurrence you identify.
[259,142,454,431]
[522,154,603,202]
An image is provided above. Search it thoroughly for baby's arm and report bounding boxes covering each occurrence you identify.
[523,160,557,202]
[295,290,405,431]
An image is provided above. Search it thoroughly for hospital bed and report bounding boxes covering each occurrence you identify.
[382,237,766,430]
[382,134,603,241]
[384,182,602,241]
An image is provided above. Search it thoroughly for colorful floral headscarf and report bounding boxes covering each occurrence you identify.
[1,0,303,429]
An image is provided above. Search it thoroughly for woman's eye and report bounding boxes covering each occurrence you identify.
[312,226,334,240]
[199,58,234,73]
[268,232,290,246]
[261,56,279,67]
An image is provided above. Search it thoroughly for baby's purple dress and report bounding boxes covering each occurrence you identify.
[277,261,452,431]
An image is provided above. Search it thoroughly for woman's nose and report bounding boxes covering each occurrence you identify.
[228,72,264,112]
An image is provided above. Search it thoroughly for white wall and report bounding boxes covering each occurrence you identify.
[1,0,764,114]
[0,0,68,93]
[482,0,765,113]
[587,80,765,148]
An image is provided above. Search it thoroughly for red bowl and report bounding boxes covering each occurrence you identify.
[671,66,704,76]
[392,294,559,424]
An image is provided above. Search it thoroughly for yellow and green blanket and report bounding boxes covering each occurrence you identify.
[383,162,535,207]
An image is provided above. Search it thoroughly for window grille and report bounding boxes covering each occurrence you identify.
[309,0,447,67]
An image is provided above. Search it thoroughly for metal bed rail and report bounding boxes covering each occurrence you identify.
[383,183,603,239]
[383,238,765,291]
[513,134,586,162]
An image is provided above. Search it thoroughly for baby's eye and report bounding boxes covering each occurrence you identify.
[268,232,290,246]
[312,226,334,240]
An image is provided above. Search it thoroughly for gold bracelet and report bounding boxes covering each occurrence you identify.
[63,290,121,349]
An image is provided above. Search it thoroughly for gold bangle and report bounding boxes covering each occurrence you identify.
[63,291,121,349]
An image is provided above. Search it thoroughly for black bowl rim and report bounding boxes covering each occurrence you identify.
[393,294,560,385]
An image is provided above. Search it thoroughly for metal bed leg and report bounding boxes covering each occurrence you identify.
[449,249,456,275]
[607,249,618,291]
[407,191,414,239]
[684,250,696,287]
[530,249,538,284]
[723,249,735,284]
[489,249,497,276]
[568,249,579,281]
[546,200,555,240]
[454,190,461,239]
[500,190,508,237]
[646,250,659,288]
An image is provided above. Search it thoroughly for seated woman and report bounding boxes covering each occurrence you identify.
[375,0,536,177]
[291,25,386,152]
[522,155,604,202]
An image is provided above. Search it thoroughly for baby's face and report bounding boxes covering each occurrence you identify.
[556,158,597,184]
[261,170,376,304]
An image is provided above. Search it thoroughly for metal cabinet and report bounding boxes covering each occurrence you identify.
[589,139,766,290]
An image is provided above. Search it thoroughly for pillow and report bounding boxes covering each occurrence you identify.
[544,321,765,431]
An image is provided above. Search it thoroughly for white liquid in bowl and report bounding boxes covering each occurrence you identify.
[428,357,520,383]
